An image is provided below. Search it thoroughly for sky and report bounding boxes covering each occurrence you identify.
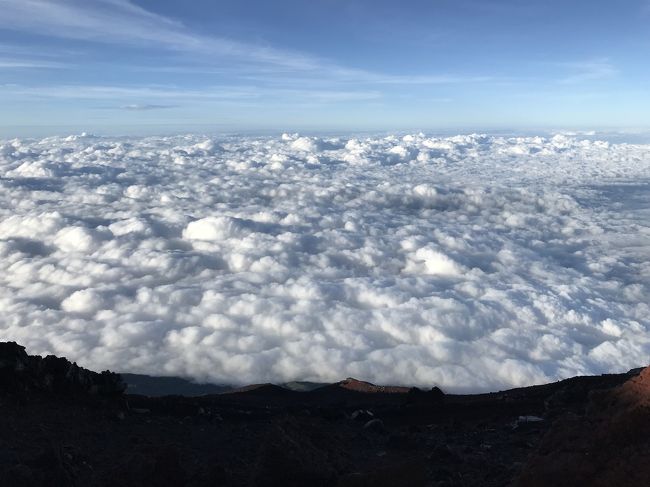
[1,0,650,136]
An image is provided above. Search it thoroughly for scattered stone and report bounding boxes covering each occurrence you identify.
[429,445,462,465]
[363,419,385,432]
[387,433,419,451]
[108,446,187,487]
[252,422,338,487]
[517,415,543,423]
[351,409,374,422]
[513,415,544,429]
[2,464,38,487]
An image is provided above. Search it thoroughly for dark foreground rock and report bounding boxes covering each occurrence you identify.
[514,367,650,487]
[0,341,124,396]
[0,342,646,486]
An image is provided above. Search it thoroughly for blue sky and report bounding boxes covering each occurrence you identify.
[1,0,649,136]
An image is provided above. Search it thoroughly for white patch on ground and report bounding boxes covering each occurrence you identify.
[0,132,649,392]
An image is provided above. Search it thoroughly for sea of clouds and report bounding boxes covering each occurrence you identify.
[0,132,648,392]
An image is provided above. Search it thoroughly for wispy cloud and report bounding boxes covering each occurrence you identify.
[558,59,618,84]
[0,58,68,69]
[0,42,80,58]
[0,42,75,69]
[0,0,493,87]
[0,83,382,104]
[130,64,492,88]
[351,73,494,85]
[273,88,382,102]
[0,84,261,100]
[120,104,177,111]
[0,0,331,71]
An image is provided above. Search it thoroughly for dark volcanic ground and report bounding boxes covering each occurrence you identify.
[1,342,648,487]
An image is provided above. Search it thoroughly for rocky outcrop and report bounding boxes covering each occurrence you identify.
[0,342,124,396]
[515,366,650,487]
[335,378,412,394]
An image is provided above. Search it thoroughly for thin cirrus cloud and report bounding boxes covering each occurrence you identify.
[558,59,618,84]
[0,41,73,56]
[0,0,639,131]
[0,0,350,72]
[0,58,68,69]
[0,0,617,95]
[120,104,178,111]
[0,0,493,86]
[0,83,383,105]
[2,84,262,100]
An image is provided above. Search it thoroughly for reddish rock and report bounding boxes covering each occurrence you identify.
[336,378,412,394]
[514,367,650,487]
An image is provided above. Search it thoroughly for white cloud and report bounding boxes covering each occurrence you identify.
[120,104,177,111]
[0,132,648,392]
[0,84,260,100]
[559,58,618,84]
[0,83,382,105]
[0,0,344,72]
[0,58,68,69]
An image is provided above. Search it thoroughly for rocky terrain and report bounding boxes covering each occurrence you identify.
[0,341,647,486]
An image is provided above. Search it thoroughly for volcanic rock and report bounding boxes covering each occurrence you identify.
[0,342,124,396]
[515,366,650,487]
[1,341,647,487]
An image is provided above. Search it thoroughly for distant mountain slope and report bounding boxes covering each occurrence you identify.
[120,373,232,397]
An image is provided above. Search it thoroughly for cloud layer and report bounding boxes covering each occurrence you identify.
[0,132,648,392]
